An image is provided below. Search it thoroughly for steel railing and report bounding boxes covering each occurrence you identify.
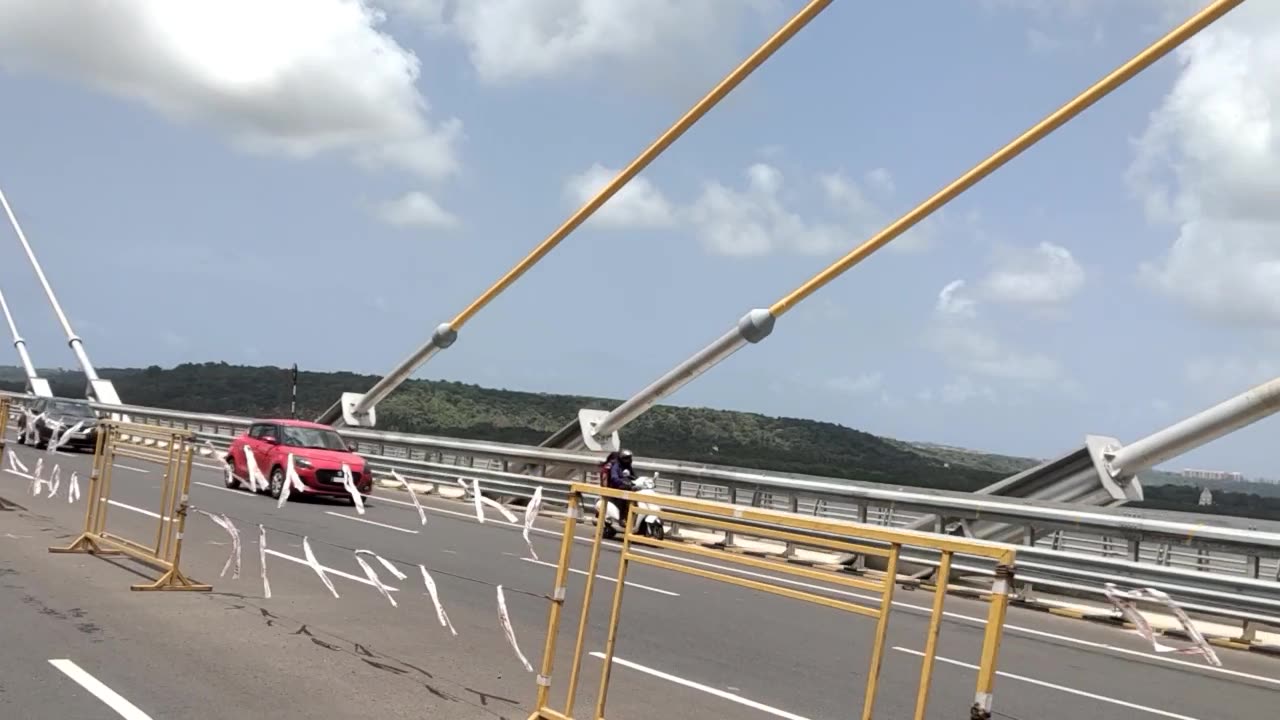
[4,392,1278,631]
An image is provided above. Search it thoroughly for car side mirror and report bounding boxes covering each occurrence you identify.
[347,443,359,453]
[262,435,279,445]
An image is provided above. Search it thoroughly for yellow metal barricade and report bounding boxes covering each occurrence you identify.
[529,484,1016,720]
[0,396,9,456]
[50,420,210,592]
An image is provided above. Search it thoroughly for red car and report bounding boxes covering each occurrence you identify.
[225,419,373,502]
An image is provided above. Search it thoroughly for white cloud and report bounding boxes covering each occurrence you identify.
[936,280,978,318]
[826,372,884,396]
[565,161,938,257]
[564,164,675,229]
[418,0,778,85]
[373,191,460,229]
[0,1,463,184]
[926,323,1061,383]
[1128,3,1280,325]
[688,163,845,257]
[979,241,1084,306]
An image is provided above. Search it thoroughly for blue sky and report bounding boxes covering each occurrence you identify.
[0,0,1278,477]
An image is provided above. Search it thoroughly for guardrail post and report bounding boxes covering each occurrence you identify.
[1128,540,1141,563]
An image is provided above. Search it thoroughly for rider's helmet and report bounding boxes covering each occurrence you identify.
[618,449,633,466]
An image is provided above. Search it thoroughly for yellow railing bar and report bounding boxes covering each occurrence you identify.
[450,0,833,329]
[627,532,887,595]
[563,496,611,716]
[585,483,1016,562]
[768,0,1246,317]
[628,552,883,619]
[913,551,953,720]
[861,546,901,719]
[656,508,894,557]
[594,506,640,718]
[973,565,1015,717]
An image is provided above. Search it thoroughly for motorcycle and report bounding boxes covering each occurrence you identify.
[596,472,666,541]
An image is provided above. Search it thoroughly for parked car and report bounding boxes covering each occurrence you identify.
[16,397,101,451]
[225,419,372,503]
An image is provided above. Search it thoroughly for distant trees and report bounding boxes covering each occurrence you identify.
[3,362,1278,520]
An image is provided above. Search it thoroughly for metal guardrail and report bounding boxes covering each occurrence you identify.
[4,392,1279,630]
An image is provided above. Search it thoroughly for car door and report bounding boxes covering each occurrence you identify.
[235,423,269,479]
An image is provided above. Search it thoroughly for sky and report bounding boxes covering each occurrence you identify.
[0,0,1278,477]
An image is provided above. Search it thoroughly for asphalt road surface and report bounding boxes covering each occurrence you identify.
[0,434,1275,719]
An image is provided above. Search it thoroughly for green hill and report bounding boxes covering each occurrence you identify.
[3,362,1278,519]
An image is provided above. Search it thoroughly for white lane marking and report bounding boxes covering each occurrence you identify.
[893,647,1202,720]
[107,500,166,520]
[520,557,679,597]
[112,464,151,474]
[588,652,811,720]
[263,549,401,592]
[49,659,154,720]
[324,511,419,535]
[187,477,1279,688]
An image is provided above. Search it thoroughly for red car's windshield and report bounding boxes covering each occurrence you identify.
[279,426,348,451]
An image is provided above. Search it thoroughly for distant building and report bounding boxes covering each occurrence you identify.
[1181,468,1244,482]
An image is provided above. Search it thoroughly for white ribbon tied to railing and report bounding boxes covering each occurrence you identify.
[391,469,427,526]
[196,509,242,580]
[1103,584,1222,667]
[258,524,272,599]
[523,486,543,561]
[243,446,269,493]
[30,457,45,496]
[340,464,365,515]
[6,450,27,475]
[460,478,517,525]
[46,465,61,498]
[353,549,403,608]
[302,536,340,599]
[496,585,533,672]
[53,421,82,453]
[418,565,457,636]
[276,454,307,508]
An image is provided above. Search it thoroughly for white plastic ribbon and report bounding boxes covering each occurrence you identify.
[30,457,45,496]
[43,418,63,454]
[52,420,81,453]
[7,450,27,474]
[276,453,308,508]
[523,486,543,561]
[463,478,517,524]
[353,550,398,608]
[496,585,533,672]
[1103,584,1222,666]
[243,446,268,492]
[258,524,272,599]
[392,469,427,526]
[22,409,40,445]
[67,472,80,504]
[196,510,242,579]
[418,565,457,636]
[302,536,340,599]
[46,465,61,498]
[340,464,365,515]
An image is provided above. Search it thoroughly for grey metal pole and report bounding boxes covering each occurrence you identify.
[0,186,100,381]
[590,309,775,442]
[0,284,39,382]
[1107,376,1280,478]
[316,322,457,426]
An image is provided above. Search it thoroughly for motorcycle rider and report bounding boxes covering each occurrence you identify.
[605,449,637,530]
